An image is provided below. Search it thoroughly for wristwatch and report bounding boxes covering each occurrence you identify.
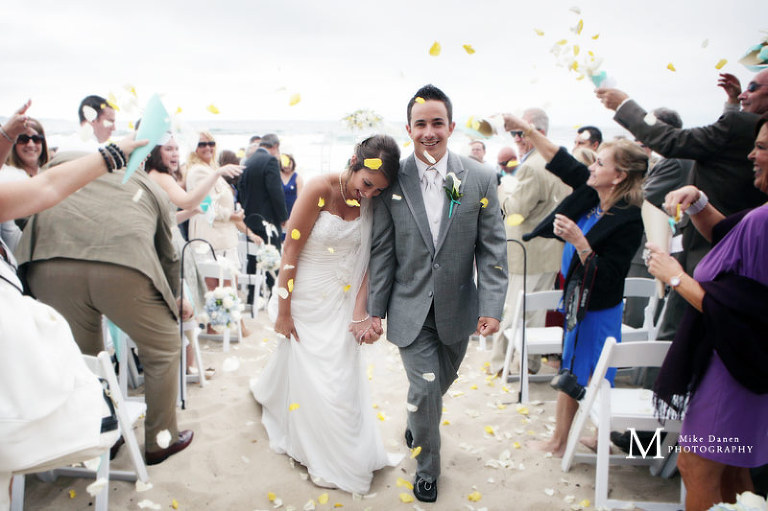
[669,273,683,288]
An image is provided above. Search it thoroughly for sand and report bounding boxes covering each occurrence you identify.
[19,314,682,511]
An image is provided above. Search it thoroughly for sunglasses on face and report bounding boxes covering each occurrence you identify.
[510,130,524,138]
[17,134,44,144]
[746,82,767,93]
[197,141,216,148]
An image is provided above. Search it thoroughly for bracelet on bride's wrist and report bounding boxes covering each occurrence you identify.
[351,314,370,324]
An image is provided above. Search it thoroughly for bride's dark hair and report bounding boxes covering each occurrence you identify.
[348,135,400,186]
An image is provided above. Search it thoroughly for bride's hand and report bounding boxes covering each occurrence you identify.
[349,318,374,344]
[275,313,300,342]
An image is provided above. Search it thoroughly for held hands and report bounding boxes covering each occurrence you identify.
[644,242,684,285]
[718,73,742,103]
[662,185,701,217]
[475,316,500,337]
[349,317,380,345]
[275,312,300,342]
[595,88,629,111]
[218,164,244,179]
[553,214,586,245]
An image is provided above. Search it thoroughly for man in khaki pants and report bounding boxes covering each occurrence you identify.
[17,155,194,465]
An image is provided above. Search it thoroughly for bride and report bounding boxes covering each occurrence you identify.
[250,135,402,494]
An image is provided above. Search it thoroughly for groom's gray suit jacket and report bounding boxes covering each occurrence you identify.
[369,151,509,346]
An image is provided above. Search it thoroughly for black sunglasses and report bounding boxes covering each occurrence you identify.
[509,130,524,138]
[17,134,45,144]
[746,82,767,93]
[197,141,216,148]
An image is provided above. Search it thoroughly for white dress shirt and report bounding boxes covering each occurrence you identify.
[415,155,447,247]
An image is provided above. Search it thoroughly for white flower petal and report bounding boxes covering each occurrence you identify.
[544,488,555,497]
[138,500,162,510]
[276,287,289,299]
[82,105,98,122]
[406,403,418,412]
[82,456,101,472]
[156,429,172,449]
[421,372,436,382]
[86,478,108,496]
[303,499,316,510]
[643,112,657,126]
[222,356,240,372]
[423,150,436,164]
[135,480,153,492]
[132,189,144,203]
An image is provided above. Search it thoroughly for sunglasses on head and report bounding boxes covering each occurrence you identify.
[17,134,44,144]
[510,130,524,138]
[746,82,767,93]
[197,141,216,148]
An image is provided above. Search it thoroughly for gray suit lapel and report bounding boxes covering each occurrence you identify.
[399,155,435,255]
[435,152,466,254]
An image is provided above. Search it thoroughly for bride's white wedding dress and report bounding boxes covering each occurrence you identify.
[251,208,401,495]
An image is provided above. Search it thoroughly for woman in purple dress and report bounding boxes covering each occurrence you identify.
[645,114,768,511]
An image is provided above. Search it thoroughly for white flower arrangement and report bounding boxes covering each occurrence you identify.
[202,286,243,332]
[709,491,768,511]
[255,244,281,272]
[341,109,383,131]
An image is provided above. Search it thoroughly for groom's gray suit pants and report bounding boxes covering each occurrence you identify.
[399,305,468,483]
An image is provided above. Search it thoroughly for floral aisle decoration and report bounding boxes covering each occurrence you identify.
[201,286,243,332]
[255,244,281,272]
[708,491,768,510]
[341,109,383,131]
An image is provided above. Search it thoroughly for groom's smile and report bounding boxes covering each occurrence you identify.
[407,100,455,165]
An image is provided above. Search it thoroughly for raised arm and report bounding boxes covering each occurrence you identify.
[150,164,242,211]
[0,135,147,222]
[661,185,725,243]
[0,100,31,164]
[502,113,560,162]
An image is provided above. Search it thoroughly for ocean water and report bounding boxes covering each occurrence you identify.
[39,118,627,180]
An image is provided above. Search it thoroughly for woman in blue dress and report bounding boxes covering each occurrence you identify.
[280,153,303,217]
[503,114,646,457]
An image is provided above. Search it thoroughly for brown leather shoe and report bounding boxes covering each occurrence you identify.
[145,430,194,466]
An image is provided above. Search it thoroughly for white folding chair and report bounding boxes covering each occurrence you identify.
[501,289,564,403]
[238,238,269,319]
[621,278,661,342]
[561,338,685,511]
[11,352,149,511]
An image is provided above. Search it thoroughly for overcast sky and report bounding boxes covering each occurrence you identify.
[1,0,766,131]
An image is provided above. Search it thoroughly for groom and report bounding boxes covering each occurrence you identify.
[368,84,508,502]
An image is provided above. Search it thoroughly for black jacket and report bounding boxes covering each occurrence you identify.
[238,148,289,246]
[524,148,643,311]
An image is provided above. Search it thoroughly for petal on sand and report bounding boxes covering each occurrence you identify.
[666,62,677,72]
[289,403,300,411]
[506,213,525,226]
[470,384,478,390]
[396,477,414,490]
[318,494,329,504]
[318,197,325,207]
[429,41,441,56]
[303,499,316,510]
[569,6,581,14]
[222,356,240,372]
[399,493,415,503]
[480,197,489,208]
[422,372,436,382]
[206,104,220,114]
[364,158,382,170]
[171,499,179,509]
[513,441,521,449]
[468,490,482,502]
[268,492,277,502]
[377,411,387,421]
[556,39,568,45]
[86,478,108,496]
[484,425,496,435]
[463,44,476,55]
[591,33,599,40]
[544,488,555,497]
[715,58,728,69]
[289,93,301,106]
[516,405,530,416]
[138,500,162,510]
[135,480,153,492]
[442,420,451,425]
[701,38,709,48]
[573,44,580,56]
[156,430,172,449]
[291,229,301,240]
[410,446,422,458]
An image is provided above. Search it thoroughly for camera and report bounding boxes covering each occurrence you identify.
[550,369,586,400]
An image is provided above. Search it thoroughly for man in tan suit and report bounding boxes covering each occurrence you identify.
[16,157,194,465]
[491,108,571,375]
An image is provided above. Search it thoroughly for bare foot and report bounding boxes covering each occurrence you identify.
[529,439,565,458]
[579,435,598,452]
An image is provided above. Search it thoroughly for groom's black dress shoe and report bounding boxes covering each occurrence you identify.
[405,428,414,449]
[413,475,437,502]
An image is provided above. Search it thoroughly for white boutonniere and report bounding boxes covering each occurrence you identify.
[443,172,463,218]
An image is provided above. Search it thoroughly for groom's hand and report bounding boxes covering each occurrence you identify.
[475,316,500,337]
[371,316,384,336]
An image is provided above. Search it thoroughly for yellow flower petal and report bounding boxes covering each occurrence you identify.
[128,121,135,130]
[556,39,567,45]
[107,93,120,111]
[377,411,386,421]
[575,19,584,35]
[579,499,591,508]
[480,197,489,208]
[236,149,245,159]
[517,405,529,415]
[534,28,545,36]
[289,403,300,411]
[327,247,335,254]
[367,364,374,381]
[396,477,414,489]
[345,199,361,207]
[429,41,441,56]
[410,446,422,458]
[289,93,301,106]
[318,197,325,207]
[667,62,677,72]
[470,384,478,390]
[268,492,277,502]
[468,490,482,502]
[69,489,76,499]
[465,115,474,128]
[364,158,382,170]
[291,229,301,240]
[333,504,343,508]
[175,106,183,114]
[484,425,495,435]
[206,104,220,114]
[513,441,521,449]
[506,213,525,226]
[318,493,329,504]
[507,159,519,167]
[343,284,351,292]
[592,33,599,40]
[281,154,290,167]
[442,420,451,425]
[171,499,179,509]
[403,140,412,147]
[287,279,294,293]
[471,119,480,131]
[502,385,510,393]
[573,44,580,56]
[463,44,475,55]
[399,493,415,503]
[715,58,728,70]
[415,97,425,104]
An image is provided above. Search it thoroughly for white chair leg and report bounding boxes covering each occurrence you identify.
[186,321,206,388]
[520,345,530,403]
[9,474,24,511]
[93,452,109,511]
[594,387,612,509]
[501,330,516,385]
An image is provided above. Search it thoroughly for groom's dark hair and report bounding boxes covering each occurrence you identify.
[407,84,453,125]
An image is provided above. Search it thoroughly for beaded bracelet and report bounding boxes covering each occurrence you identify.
[98,147,115,173]
[105,144,125,169]
[0,126,13,143]
[108,143,127,167]
[351,314,370,324]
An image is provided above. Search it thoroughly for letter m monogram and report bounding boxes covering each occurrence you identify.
[626,427,664,459]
